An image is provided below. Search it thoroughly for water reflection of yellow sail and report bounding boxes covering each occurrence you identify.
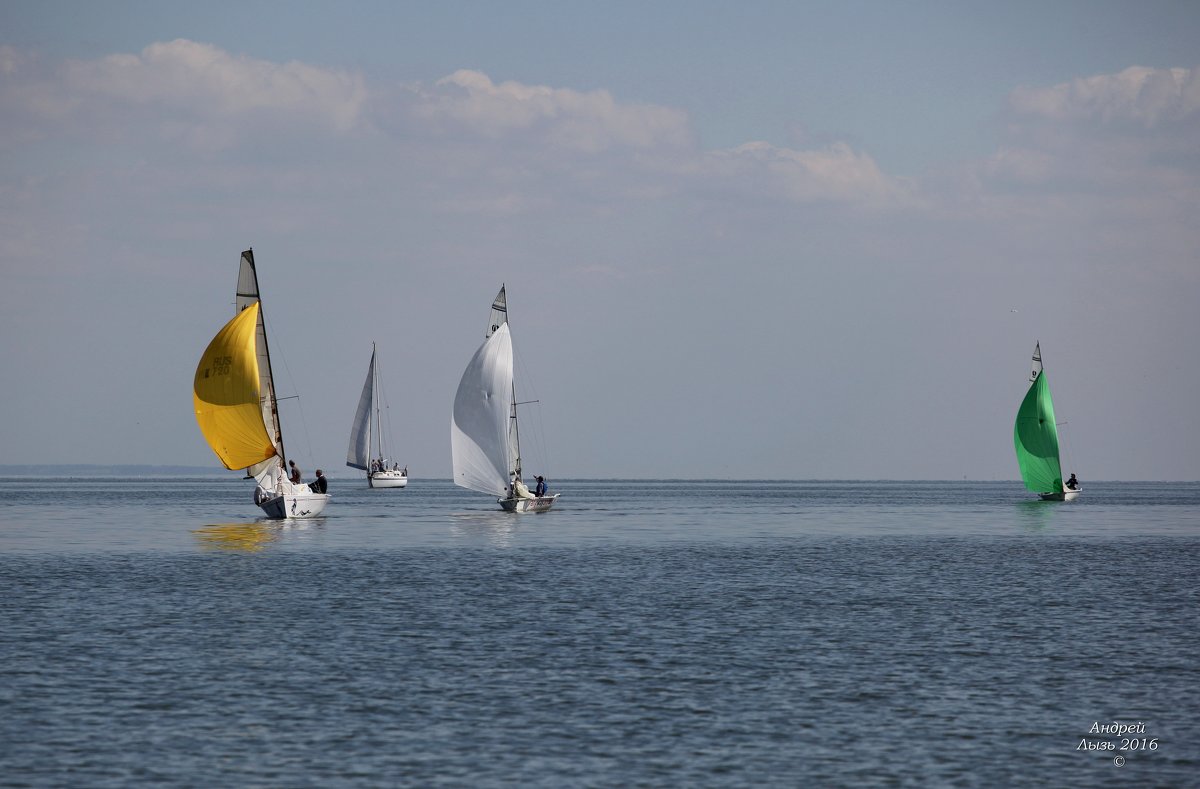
[193,302,276,470]
[194,522,278,552]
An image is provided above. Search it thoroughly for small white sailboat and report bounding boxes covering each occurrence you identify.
[451,285,560,513]
[193,249,331,519]
[1014,342,1081,501]
[346,343,408,488]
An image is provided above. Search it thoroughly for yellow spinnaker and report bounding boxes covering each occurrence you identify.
[193,303,277,470]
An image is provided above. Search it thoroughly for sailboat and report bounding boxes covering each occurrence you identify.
[451,285,560,512]
[193,249,331,519]
[346,343,408,488]
[1014,342,1081,501]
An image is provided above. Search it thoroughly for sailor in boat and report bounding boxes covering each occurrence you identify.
[289,460,302,484]
[1066,473,1079,490]
[309,469,328,494]
[535,476,547,497]
[510,477,536,500]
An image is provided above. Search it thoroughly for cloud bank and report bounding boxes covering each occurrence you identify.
[1,40,911,208]
[1,41,1197,270]
[1009,65,1200,127]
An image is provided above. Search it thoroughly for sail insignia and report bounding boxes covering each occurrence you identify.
[486,284,508,338]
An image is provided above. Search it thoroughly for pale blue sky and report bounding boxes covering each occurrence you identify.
[2,1,1198,479]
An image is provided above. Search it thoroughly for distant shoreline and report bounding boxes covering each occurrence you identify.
[0,465,230,477]
[0,467,1194,483]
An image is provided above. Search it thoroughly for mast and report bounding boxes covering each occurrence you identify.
[236,248,286,467]
[511,379,523,481]
[368,343,375,472]
[373,343,382,467]
[500,285,522,480]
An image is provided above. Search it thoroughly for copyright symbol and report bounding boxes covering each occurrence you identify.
[1114,755,1125,767]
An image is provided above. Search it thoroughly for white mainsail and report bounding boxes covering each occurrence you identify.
[451,323,515,496]
[346,345,377,471]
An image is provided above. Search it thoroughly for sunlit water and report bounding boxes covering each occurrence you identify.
[1,478,1197,786]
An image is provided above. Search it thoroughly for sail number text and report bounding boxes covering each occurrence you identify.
[207,355,233,377]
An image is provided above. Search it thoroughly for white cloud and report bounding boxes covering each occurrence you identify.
[702,140,916,207]
[1009,65,1200,127]
[1,42,923,210]
[401,71,918,208]
[0,45,21,75]
[0,39,367,145]
[89,39,366,129]
[964,65,1200,201]
[415,69,693,153]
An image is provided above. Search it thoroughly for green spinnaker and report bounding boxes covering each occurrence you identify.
[1013,372,1063,493]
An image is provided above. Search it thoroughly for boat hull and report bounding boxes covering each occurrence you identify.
[499,493,560,513]
[369,471,408,488]
[259,491,331,519]
[1039,489,1081,501]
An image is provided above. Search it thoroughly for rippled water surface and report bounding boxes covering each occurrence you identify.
[1,478,1197,786]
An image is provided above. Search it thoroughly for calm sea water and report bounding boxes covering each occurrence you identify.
[1,478,1197,787]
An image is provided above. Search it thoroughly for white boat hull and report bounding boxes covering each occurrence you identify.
[259,491,331,519]
[1039,488,1081,501]
[369,471,408,488]
[499,493,560,513]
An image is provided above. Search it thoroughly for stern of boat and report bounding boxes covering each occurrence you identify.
[1038,488,1082,502]
[369,471,408,488]
[259,491,331,519]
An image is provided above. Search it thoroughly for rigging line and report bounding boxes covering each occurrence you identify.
[1057,420,1079,476]
[293,392,318,468]
[260,308,320,468]
[378,353,402,463]
[510,337,550,474]
[535,398,552,478]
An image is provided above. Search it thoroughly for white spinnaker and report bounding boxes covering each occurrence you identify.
[1029,341,1043,382]
[346,347,375,470]
[451,324,514,496]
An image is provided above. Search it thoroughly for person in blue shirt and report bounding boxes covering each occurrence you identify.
[534,476,547,497]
